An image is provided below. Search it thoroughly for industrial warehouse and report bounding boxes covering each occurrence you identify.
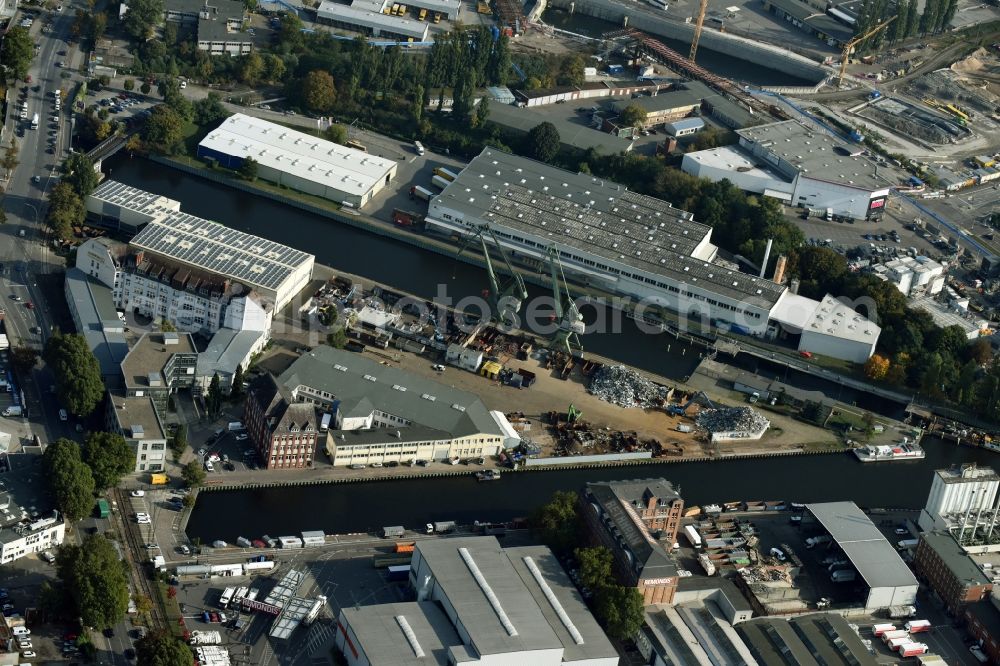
[273,345,518,466]
[197,114,397,208]
[427,149,881,363]
[682,120,892,221]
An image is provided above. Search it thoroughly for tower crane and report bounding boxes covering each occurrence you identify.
[455,225,528,328]
[837,16,896,89]
[544,246,585,354]
[689,0,710,61]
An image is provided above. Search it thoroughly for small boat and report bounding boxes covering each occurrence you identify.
[476,469,500,482]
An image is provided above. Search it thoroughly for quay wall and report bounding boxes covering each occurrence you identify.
[545,0,827,83]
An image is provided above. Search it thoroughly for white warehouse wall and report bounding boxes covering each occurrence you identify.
[799,329,876,364]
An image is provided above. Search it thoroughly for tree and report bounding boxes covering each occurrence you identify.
[56,534,129,629]
[140,82,152,95]
[44,331,104,416]
[967,338,993,365]
[264,54,286,83]
[135,630,194,666]
[327,328,348,349]
[861,411,876,442]
[122,0,164,41]
[206,373,223,418]
[527,122,560,163]
[618,104,647,128]
[123,78,135,92]
[1,27,34,81]
[864,354,890,381]
[919,0,939,34]
[230,364,245,399]
[938,0,957,31]
[556,54,585,87]
[43,438,96,522]
[575,546,613,592]
[62,152,99,198]
[238,52,265,85]
[595,586,644,640]
[170,423,188,460]
[71,9,88,39]
[83,432,134,490]
[91,11,108,41]
[2,137,19,177]
[237,157,258,181]
[193,93,228,126]
[531,491,578,554]
[143,105,184,155]
[302,70,337,113]
[9,346,38,373]
[473,96,490,129]
[182,460,206,488]
[324,123,348,144]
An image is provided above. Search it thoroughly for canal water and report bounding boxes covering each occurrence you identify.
[539,8,816,87]
[186,439,999,542]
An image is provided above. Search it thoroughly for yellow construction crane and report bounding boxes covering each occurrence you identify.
[837,16,896,88]
[689,0,710,61]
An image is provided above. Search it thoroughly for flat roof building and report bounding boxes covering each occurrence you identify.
[197,114,397,207]
[487,103,635,155]
[275,345,509,466]
[682,120,892,221]
[805,502,918,610]
[914,531,993,615]
[316,0,431,41]
[395,536,618,665]
[129,204,314,313]
[427,148,880,363]
[64,267,128,386]
[737,613,879,666]
[105,391,169,473]
[86,180,182,235]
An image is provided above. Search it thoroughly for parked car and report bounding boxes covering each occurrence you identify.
[131,490,145,497]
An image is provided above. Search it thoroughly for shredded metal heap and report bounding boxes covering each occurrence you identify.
[696,406,769,433]
[588,365,670,408]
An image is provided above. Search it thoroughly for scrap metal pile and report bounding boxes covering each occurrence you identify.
[696,406,769,434]
[588,365,670,408]
[547,412,662,457]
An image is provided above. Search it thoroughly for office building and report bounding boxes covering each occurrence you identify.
[804,502,918,611]
[965,599,1000,664]
[580,479,683,605]
[0,509,65,566]
[244,374,319,470]
[105,391,169,473]
[682,120,892,221]
[316,0,430,41]
[427,148,881,363]
[335,536,618,665]
[913,532,993,614]
[162,0,250,55]
[197,114,397,207]
[919,464,1000,532]
[271,346,512,465]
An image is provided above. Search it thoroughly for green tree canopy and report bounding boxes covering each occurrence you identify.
[122,0,164,41]
[1,27,34,80]
[135,630,194,666]
[618,104,647,128]
[62,153,99,198]
[302,70,337,113]
[193,93,229,127]
[206,373,223,418]
[44,331,104,416]
[530,490,579,554]
[238,157,258,181]
[595,586,644,640]
[575,546,613,591]
[83,432,134,490]
[182,460,206,487]
[327,328,348,349]
[43,438,96,522]
[56,534,129,629]
[527,122,560,163]
[143,105,184,155]
[230,364,245,399]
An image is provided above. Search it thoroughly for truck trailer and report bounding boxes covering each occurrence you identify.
[684,525,702,548]
[431,174,451,190]
[410,185,434,201]
[433,167,459,182]
[905,620,931,633]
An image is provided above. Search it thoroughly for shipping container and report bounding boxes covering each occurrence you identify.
[431,174,451,190]
[150,473,169,485]
[888,605,916,619]
[302,530,326,546]
[278,536,303,549]
[244,561,276,572]
[383,526,405,538]
[684,524,702,548]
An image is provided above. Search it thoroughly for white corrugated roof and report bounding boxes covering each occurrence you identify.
[199,114,396,195]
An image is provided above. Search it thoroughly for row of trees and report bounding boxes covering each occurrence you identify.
[531,492,645,641]
[43,435,133,521]
[854,0,958,53]
[44,330,104,415]
[46,153,99,240]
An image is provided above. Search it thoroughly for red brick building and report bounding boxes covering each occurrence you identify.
[964,599,1000,664]
[244,375,318,470]
[913,532,993,615]
[579,479,684,605]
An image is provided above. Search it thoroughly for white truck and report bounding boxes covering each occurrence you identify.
[2,406,23,417]
[684,524,702,548]
[410,185,434,201]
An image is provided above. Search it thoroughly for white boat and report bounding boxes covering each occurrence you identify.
[853,439,925,463]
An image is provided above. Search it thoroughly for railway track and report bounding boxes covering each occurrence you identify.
[112,488,169,630]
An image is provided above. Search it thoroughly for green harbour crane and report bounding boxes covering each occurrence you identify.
[455,224,528,327]
[545,245,585,354]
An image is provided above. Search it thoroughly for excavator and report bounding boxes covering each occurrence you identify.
[455,224,528,328]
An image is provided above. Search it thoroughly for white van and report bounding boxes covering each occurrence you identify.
[414,141,425,156]
[228,421,245,431]
[58,409,68,421]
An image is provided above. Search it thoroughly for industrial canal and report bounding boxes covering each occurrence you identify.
[187,437,996,542]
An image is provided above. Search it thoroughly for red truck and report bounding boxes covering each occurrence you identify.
[392,209,424,229]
